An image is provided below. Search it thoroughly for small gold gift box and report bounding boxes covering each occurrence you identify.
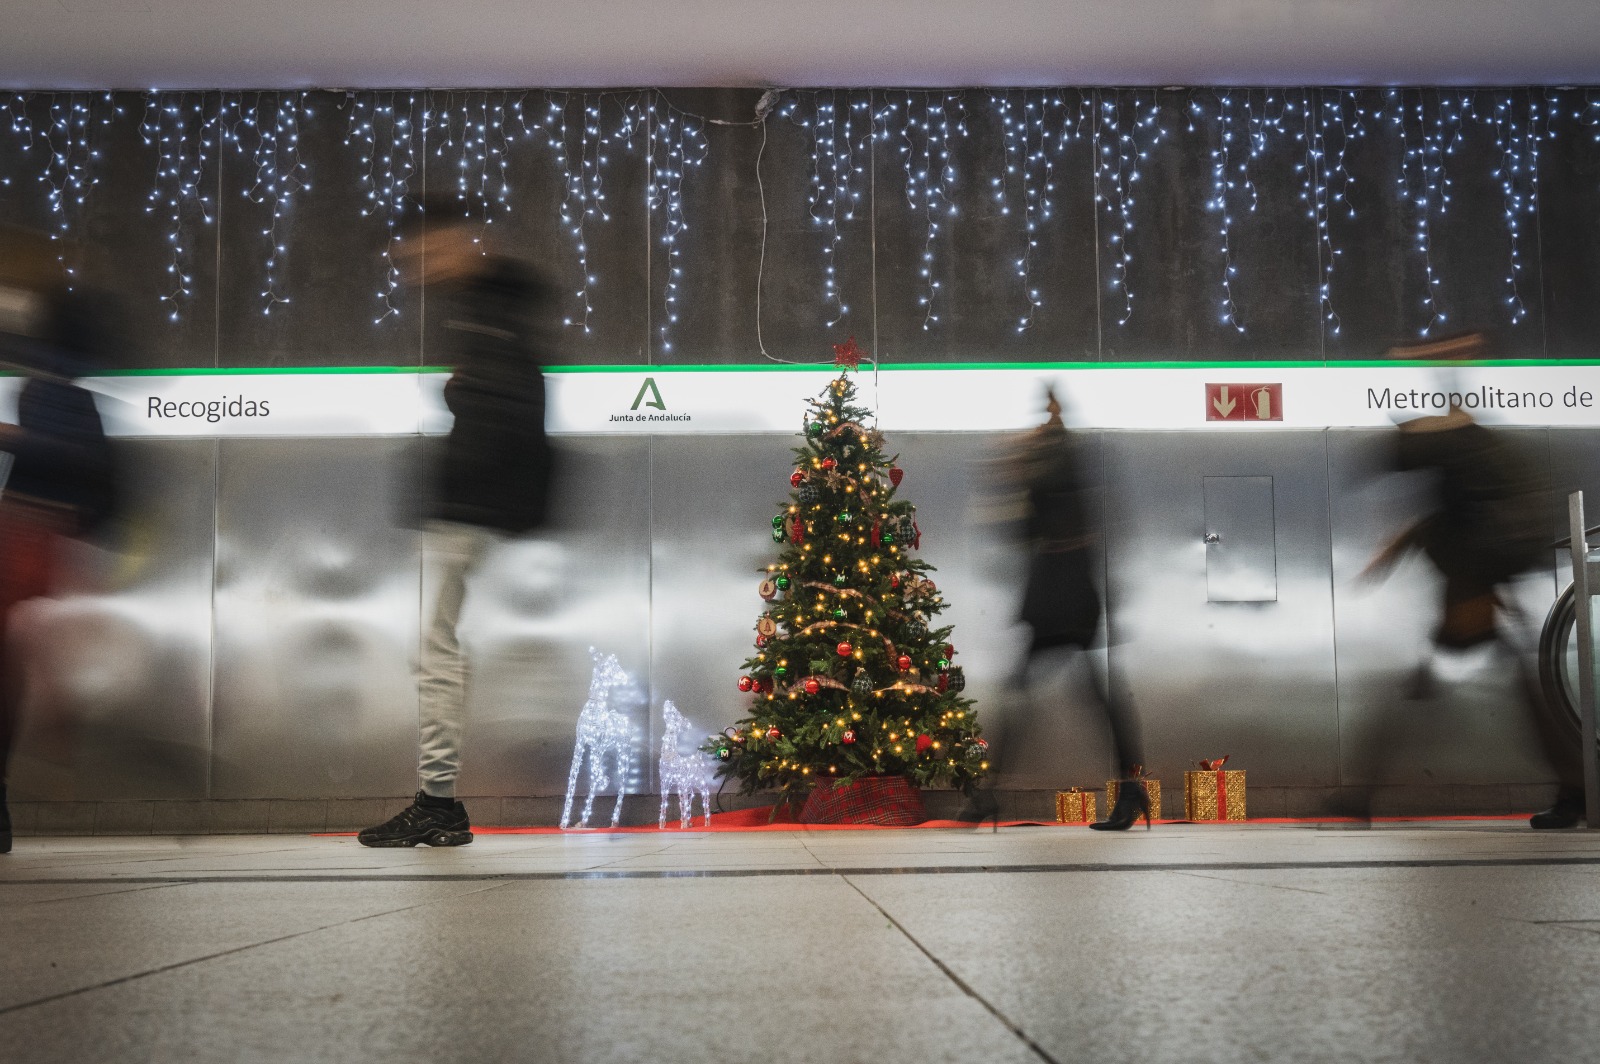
[1054,788,1098,824]
[1183,758,1246,821]
[1106,778,1161,820]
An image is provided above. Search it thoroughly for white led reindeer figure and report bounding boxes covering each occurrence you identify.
[560,649,635,829]
[657,700,716,829]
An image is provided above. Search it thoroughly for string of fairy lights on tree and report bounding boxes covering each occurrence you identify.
[780,90,872,327]
[141,93,218,320]
[1,87,1594,345]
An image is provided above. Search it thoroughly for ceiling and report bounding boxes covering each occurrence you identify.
[3,0,1599,90]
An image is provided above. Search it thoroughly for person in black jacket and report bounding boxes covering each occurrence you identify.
[0,227,119,854]
[360,201,555,848]
[959,389,1149,829]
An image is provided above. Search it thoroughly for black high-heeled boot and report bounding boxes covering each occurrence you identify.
[1530,791,1583,830]
[1090,779,1150,831]
[955,788,1000,831]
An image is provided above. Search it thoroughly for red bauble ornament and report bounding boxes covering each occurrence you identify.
[890,573,901,589]
[916,734,933,754]
[790,471,804,487]
[767,726,781,741]
[836,641,853,657]
[738,676,754,692]
[896,654,912,671]
[821,458,837,471]
[976,738,989,751]
[803,678,821,695]
[755,634,768,648]
[888,466,904,487]
[842,729,856,744]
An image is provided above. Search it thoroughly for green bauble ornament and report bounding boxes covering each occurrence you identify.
[882,532,896,545]
[807,422,825,437]
[832,607,847,620]
[937,658,950,670]
[775,665,789,678]
[833,574,848,587]
[772,527,785,543]
[839,511,854,523]
[772,514,785,528]
[775,575,791,591]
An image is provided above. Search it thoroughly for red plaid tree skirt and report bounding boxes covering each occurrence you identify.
[799,776,927,826]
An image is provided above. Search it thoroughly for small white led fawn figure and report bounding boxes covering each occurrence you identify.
[658,700,716,829]
[561,648,635,829]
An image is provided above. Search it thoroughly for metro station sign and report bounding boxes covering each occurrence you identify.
[1206,382,1283,422]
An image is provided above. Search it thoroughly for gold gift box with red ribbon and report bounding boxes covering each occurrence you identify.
[1054,788,1098,824]
[1105,778,1161,819]
[1183,757,1247,821]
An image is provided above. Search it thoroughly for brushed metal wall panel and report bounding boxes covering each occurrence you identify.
[27,423,1600,809]
[7,439,216,800]
[1326,428,1559,786]
[1103,431,1340,787]
[458,436,652,797]
[210,438,420,799]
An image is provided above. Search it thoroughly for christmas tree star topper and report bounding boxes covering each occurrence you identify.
[832,336,866,371]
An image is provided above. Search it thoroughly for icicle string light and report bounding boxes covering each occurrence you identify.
[343,91,420,324]
[879,91,966,330]
[992,90,1084,332]
[141,93,218,319]
[781,90,870,326]
[0,92,113,287]
[0,87,1582,340]
[646,94,708,354]
[221,91,311,316]
[1095,90,1168,327]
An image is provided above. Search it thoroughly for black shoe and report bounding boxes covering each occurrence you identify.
[358,792,473,847]
[955,789,1000,831]
[1530,797,1583,830]
[0,784,10,854]
[1090,779,1151,831]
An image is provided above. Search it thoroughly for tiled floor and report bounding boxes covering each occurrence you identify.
[4,822,1600,1063]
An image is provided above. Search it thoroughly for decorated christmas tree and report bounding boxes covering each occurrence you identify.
[710,340,988,811]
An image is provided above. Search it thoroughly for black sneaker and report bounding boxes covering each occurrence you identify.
[358,792,473,847]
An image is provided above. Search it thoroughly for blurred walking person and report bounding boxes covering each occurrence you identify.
[0,226,118,854]
[960,388,1150,829]
[358,199,556,848]
[1362,331,1577,827]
